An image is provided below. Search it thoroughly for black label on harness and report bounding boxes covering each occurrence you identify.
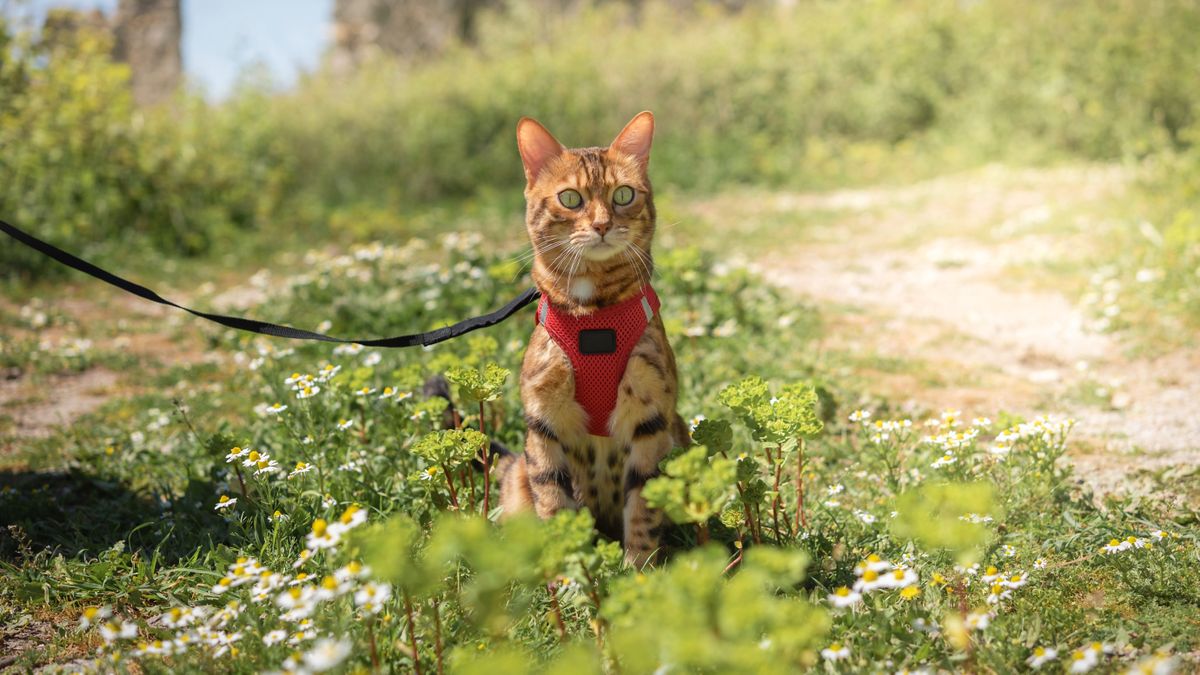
[579,329,617,355]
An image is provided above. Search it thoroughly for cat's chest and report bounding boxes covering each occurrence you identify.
[532,286,661,437]
[569,278,595,302]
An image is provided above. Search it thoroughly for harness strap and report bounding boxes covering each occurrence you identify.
[1,218,540,348]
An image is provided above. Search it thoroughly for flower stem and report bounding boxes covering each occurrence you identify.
[547,580,568,642]
[794,438,807,531]
[479,401,491,516]
[431,597,445,675]
[404,592,424,675]
[442,466,460,509]
[367,616,380,672]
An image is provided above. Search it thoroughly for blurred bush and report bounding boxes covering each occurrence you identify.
[269,0,1200,209]
[0,17,290,278]
[4,0,1200,278]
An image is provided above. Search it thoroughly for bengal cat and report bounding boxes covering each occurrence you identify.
[495,111,689,567]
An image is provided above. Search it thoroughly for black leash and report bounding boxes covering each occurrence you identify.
[1,218,540,348]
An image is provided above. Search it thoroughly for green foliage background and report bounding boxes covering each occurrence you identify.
[4,0,1200,298]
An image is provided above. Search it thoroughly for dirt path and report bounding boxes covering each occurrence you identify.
[0,294,215,455]
[732,165,1200,499]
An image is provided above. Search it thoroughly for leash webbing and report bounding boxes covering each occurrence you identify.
[1,218,540,348]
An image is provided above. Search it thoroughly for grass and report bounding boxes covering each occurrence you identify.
[3,1,1200,671]
[1,228,1197,674]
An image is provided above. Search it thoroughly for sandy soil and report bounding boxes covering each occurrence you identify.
[739,165,1200,499]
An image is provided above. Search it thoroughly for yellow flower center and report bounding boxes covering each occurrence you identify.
[219,496,230,503]
[863,570,879,582]
[340,505,360,524]
[866,554,882,563]
[289,588,302,600]
[322,576,337,590]
[1108,538,1120,546]
[218,578,231,587]
[985,566,998,575]
[835,587,850,597]
[247,451,260,462]
[83,607,99,620]
[312,519,328,536]
[900,586,920,599]
[829,643,843,651]
[347,561,362,575]
[892,569,906,580]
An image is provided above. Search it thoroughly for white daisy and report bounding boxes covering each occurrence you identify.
[1027,646,1058,669]
[821,643,851,661]
[302,638,351,672]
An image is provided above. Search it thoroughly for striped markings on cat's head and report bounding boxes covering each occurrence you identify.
[517,112,657,275]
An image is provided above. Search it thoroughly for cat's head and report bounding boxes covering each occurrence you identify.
[516,112,656,295]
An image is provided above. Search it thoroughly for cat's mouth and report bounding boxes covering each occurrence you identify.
[583,239,625,261]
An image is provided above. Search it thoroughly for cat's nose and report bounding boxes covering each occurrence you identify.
[590,208,612,237]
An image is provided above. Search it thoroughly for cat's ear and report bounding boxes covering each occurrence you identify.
[609,110,654,168]
[516,117,565,187]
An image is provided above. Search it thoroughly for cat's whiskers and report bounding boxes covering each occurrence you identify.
[512,234,573,279]
[625,243,656,284]
[564,245,585,301]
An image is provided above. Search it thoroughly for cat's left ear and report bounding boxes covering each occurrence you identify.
[609,111,654,168]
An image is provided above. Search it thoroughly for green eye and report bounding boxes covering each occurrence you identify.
[613,185,635,206]
[558,189,583,209]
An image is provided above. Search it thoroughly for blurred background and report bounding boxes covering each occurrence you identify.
[3,0,1198,287]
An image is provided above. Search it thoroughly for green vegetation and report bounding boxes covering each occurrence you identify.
[2,239,1197,673]
[3,1,1200,672]
[4,1,1200,327]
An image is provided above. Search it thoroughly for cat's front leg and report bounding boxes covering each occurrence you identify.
[522,423,579,518]
[519,327,589,519]
[613,337,678,567]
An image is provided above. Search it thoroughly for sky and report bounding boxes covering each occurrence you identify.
[10,0,332,99]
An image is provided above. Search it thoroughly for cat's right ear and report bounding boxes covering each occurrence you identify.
[516,117,565,187]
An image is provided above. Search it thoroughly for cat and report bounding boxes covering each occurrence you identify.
[495,111,690,567]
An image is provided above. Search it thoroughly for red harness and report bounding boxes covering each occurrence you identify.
[536,285,661,437]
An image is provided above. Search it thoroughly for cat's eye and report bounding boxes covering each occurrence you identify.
[613,185,635,206]
[558,189,583,209]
